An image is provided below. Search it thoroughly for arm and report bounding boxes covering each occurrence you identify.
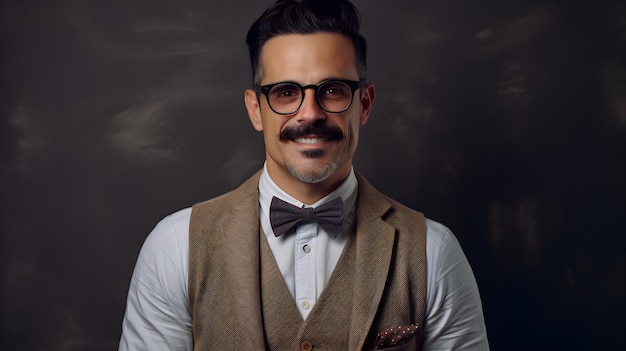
[422,220,490,351]
[119,209,193,351]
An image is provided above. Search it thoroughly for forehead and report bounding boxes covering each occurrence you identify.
[259,33,358,84]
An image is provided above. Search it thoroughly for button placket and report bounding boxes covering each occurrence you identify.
[294,222,317,319]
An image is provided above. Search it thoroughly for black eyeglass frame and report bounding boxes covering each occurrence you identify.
[254,79,363,115]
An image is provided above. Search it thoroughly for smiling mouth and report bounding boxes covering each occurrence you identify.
[293,137,328,144]
[279,123,344,144]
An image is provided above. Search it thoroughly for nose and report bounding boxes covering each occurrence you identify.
[296,88,326,124]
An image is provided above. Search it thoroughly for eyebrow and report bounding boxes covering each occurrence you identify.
[263,77,357,86]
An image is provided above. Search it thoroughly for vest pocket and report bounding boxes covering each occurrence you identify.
[367,334,418,350]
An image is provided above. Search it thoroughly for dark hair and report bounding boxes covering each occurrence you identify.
[246,0,367,87]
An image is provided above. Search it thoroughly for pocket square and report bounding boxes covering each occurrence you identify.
[374,324,419,349]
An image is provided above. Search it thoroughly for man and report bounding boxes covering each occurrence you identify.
[119,0,489,350]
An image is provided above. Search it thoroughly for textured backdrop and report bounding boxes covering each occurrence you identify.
[1,1,624,350]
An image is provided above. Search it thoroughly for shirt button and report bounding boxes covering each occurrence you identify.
[300,341,312,351]
[300,301,310,310]
[302,244,311,253]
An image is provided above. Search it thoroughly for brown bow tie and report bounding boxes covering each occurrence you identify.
[269,196,344,237]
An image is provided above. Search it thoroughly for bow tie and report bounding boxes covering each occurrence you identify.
[269,196,344,237]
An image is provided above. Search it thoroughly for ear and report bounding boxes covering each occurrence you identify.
[359,83,376,126]
[244,89,264,131]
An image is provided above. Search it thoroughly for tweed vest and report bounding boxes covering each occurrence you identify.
[188,171,427,350]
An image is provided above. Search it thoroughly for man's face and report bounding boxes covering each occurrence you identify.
[245,33,375,192]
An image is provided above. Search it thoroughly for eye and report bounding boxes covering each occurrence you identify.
[278,90,296,97]
[270,84,301,100]
[319,82,351,99]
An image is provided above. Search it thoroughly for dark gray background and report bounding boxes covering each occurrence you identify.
[1,0,624,350]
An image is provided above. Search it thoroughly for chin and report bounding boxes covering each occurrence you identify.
[286,159,339,184]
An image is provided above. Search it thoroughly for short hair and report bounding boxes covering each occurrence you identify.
[246,0,367,87]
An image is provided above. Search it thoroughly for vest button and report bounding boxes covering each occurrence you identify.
[300,341,313,351]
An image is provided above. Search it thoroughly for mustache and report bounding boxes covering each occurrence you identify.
[279,124,344,141]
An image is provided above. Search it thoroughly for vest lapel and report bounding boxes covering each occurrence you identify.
[349,173,397,350]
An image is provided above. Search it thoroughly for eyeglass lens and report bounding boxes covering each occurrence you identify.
[267,81,353,114]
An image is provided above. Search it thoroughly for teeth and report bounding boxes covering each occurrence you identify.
[294,137,326,144]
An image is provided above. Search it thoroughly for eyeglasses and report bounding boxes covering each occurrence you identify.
[254,79,362,115]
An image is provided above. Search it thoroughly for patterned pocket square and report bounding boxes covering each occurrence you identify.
[374,324,419,349]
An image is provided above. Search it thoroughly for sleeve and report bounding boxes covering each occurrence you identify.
[421,220,490,351]
[119,209,193,351]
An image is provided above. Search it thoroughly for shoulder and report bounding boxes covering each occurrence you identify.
[189,171,262,236]
[424,217,458,251]
[161,207,193,229]
[383,194,460,257]
[140,207,192,261]
[355,172,425,226]
[355,172,459,253]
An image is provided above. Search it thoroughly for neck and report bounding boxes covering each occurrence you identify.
[266,162,351,205]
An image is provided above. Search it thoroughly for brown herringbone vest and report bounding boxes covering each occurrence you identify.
[188,171,427,350]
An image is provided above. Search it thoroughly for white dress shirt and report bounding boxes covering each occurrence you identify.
[119,166,489,350]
